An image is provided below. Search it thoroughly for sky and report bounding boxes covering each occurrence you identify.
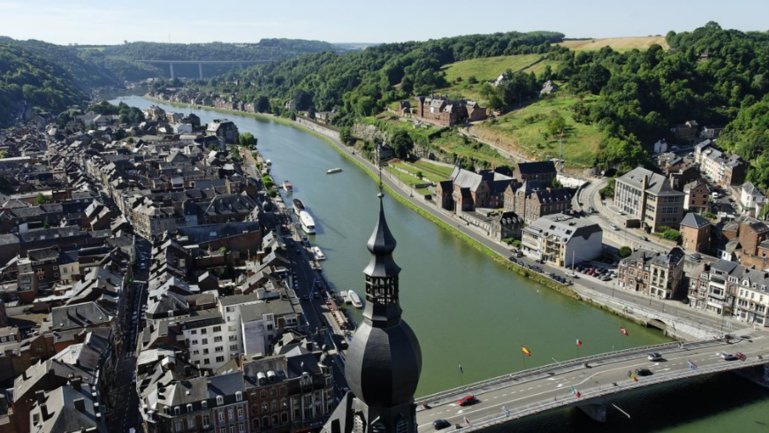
[1,0,768,45]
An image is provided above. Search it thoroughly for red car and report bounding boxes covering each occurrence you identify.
[458,395,478,407]
[736,352,747,361]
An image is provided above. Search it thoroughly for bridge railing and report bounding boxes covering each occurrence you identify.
[416,339,728,405]
[453,357,767,432]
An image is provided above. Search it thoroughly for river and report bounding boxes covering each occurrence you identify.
[111,95,769,432]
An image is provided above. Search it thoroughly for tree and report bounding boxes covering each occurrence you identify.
[390,130,414,159]
[254,96,271,113]
[618,246,632,258]
[546,111,567,137]
[293,89,313,111]
[239,132,257,147]
[339,126,354,145]
[35,193,49,205]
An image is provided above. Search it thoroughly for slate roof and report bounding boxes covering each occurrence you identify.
[681,213,711,229]
[240,299,297,322]
[617,167,683,196]
[524,213,602,243]
[29,383,106,433]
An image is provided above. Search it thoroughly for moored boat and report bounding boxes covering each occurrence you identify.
[292,198,305,215]
[347,290,363,308]
[326,168,343,174]
[299,210,316,234]
[282,180,293,193]
[311,246,326,260]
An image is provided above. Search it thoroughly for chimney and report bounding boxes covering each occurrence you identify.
[35,390,45,404]
[40,403,51,421]
[73,398,86,413]
[70,376,82,390]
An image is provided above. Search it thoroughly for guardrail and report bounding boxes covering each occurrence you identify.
[416,339,729,405]
[448,356,768,432]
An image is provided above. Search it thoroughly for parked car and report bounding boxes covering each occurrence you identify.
[458,395,478,407]
[433,419,451,430]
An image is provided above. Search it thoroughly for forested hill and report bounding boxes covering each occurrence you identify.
[0,41,87,127]
[0,37,347,126]
[97,39,342,61]
[176,23,769,187]
[181,30,564,115]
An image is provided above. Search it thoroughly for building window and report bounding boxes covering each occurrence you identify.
[213,325,222,332]
[216,356,225,363]
[214,336,223,342]
[217,396,224,406]
[235,391,242,402]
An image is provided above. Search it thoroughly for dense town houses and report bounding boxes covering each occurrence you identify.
[0,101,344,433]
[693,140,747,188]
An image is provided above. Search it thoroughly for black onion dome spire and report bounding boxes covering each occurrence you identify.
[363,195,401,280]
[345,191,422,409]
[367,193,397,255]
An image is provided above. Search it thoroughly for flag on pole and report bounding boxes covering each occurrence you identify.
[458,363,464,375]
[620,326,629,336]
[576,338,582,348]
[687,360,698,370]
[521,346,532,357]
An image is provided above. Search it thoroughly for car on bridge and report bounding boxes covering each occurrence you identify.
[634,368,653,377]
[458,395,478,407]
[432,419,451,430]
[721,352,739,361]
[647,352,664,362]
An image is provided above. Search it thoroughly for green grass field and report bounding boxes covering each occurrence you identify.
[391,160,454,183]
[411,159,454,180]
[385,165,431,195]
[437,54,560,105]
[474,94,601,167]
[442,54,543,83]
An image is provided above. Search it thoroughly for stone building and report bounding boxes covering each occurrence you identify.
[617,247,685,300]
[613,167,684,233]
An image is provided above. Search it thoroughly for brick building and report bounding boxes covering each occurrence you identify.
[683,179,710,212]
[680,213,711,253]
[504,181,573,224]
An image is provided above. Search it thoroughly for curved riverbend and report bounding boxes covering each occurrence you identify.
[112,96,766,432]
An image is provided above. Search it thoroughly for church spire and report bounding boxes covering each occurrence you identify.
[362,193,402,326]
[328,187,422,433]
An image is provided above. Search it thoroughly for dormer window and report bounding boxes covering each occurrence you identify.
[216,395,224,406]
